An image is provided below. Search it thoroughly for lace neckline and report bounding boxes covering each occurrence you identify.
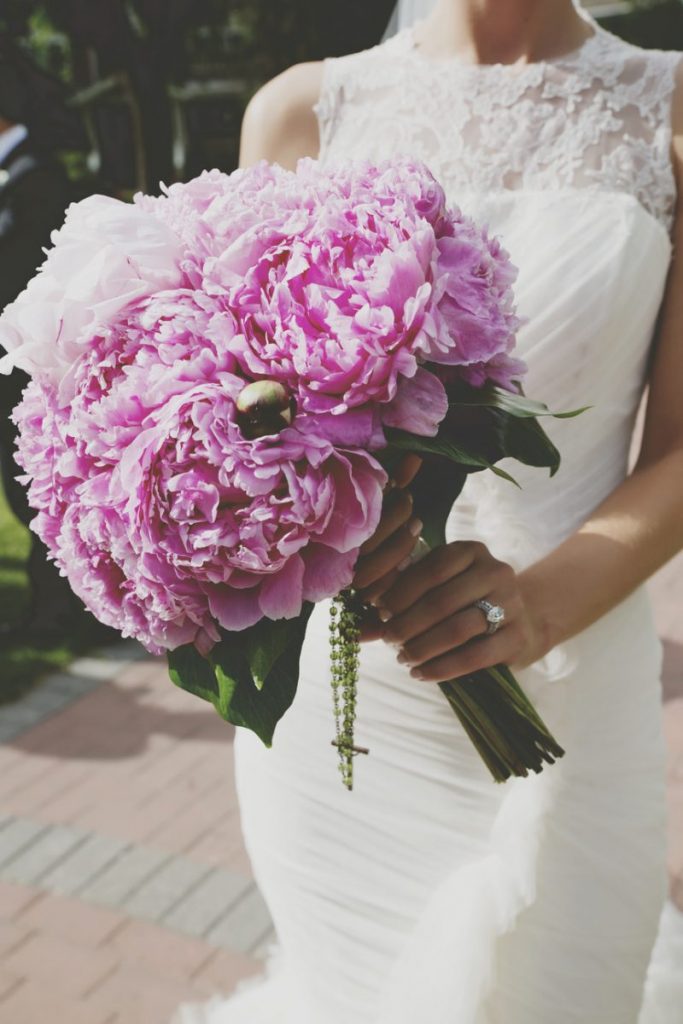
[403,16,607,73]
[316,19,679,235]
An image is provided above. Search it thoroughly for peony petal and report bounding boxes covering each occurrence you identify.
[302,545,356,602]
[207,585,263,632]
[382,368,448,436]
[258,555,305,620]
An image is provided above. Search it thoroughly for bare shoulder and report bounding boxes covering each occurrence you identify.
[239,62,325,170]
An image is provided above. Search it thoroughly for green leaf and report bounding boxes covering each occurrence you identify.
[498,412,562,476]
[385,428,520,484]
[245,619,291,691]
[408,460,468,548]
[438,400,561,477]
[444,379,590,420]
[168,603,315,747]
[209,604,315,747]
[168,644,228,712]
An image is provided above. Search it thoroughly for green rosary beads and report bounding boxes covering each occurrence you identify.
[329,591,368,790]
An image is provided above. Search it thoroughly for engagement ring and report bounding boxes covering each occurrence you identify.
[473,599,506,635]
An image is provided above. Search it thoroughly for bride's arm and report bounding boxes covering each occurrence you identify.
[514,66,683,662]
[238,63,324,169]
[366,67,683,681]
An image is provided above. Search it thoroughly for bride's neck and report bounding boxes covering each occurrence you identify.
[418,0,594,65]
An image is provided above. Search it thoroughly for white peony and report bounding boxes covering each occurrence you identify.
[0,193,185,400]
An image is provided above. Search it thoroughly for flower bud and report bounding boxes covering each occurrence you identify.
[235,380,296,439]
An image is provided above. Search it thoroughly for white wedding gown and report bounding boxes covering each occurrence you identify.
[176,17,683,1024]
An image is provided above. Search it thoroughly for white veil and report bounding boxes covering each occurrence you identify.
[382,0,593,41]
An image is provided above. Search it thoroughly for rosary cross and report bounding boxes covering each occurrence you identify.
[331,740,370,756]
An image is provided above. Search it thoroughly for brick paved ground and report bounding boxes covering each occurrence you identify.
[0,562,682,1024]
[0,648,269,1023]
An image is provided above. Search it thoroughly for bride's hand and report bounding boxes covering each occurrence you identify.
[373,541,544,679]
[352,454,422,642]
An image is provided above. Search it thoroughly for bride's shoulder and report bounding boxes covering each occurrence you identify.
[240,33,409,167]
[240,62,324,168]
[239,33,409,167]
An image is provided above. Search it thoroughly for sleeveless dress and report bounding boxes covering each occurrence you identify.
[176,18,683,1024]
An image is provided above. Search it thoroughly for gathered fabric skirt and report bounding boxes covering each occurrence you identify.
[174,578,683,1024]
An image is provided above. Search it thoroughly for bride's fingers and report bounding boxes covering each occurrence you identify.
[381,562,506,645]
[390,453,422,490]
[356,565,401,606]
[395,606,489,667]
[358,488,413,558]
[376,541,482,619]
[408,627,521,683]
[358,605,385,643]
[353,515,423,591]
[358,546,423,608]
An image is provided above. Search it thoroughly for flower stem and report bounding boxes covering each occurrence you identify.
[439,668,565,783]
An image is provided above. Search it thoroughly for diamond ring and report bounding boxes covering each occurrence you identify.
[473,599,506,635]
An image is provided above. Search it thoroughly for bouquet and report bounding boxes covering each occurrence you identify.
[0,158,572,789]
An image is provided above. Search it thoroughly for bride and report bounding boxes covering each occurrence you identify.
[177,1,683,1021]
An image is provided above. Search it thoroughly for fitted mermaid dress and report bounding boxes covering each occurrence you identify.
[177,18,683,1024]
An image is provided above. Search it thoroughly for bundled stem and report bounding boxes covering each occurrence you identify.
[439,665,565,783]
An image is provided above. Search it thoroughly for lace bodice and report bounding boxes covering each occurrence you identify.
[315,19,681,234]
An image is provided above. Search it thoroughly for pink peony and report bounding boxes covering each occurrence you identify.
[13,295,385,654]
[137,159,521,443]
[3,156,524,656]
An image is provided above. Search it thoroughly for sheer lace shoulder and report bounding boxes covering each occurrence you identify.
[314,24,682,234]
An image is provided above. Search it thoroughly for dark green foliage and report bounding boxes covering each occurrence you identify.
[408,459,468,549]
[242,0,397,74]
[0,1,36,36]
[169,604,315,746]
[607,1,683,49]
